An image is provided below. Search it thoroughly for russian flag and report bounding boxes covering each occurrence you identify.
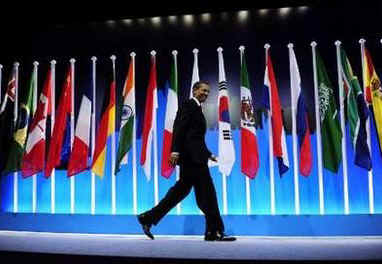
[263,49,289,176]
[289,46,312,176]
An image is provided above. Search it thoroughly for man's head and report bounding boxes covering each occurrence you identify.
[192,81,210,103]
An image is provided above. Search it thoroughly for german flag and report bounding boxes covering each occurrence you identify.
[91,57,116,178]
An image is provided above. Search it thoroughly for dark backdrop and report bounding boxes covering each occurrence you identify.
[1,2,381,135]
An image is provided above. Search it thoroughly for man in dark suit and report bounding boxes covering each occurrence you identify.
[138,81,236,241]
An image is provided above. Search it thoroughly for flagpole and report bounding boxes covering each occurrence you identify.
[150,50,159,206]
[335,41,350,215]
[69,58,76,214]
[91,56,97,215]
[172,50,181,215]
[32,61,39,214]
[0,64,2,103]
[264,44,276,215]
[50,60,56,214]
[13,62,20,213]
[191,49,200,98]
[288,43,301,215]
[110,55,117,215]
[217,47,229,215]
[239,46,252,215]
[359,38,374,214]
[129,52,138,215]
[310,42,325,215]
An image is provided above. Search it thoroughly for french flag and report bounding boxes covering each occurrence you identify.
[263,48,289,176]
[67,75,92,177]
[289,45,312,177]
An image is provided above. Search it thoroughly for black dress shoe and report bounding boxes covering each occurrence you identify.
[204,231,236,241]
[216,231,236,241]
[137,213,154,240]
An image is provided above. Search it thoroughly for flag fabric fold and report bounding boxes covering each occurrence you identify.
[67,71,93,177]
[45,67,72,178]
[315,51,342,173]
[140,54,158,180]
[217,48,235,176]
[4,67,36,174]
[263,49,289,176]
[0,66,17,174]
[340,48,372,171]
[363,48,382,156]
[289,47,312,177]
[91,62,116,178]
[161,54,178,178]
[116,55,135,174]
[240,49,259,179]
[22,69,52,178]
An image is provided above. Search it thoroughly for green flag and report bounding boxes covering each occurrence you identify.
[4,69,36,174]
[340,48,372,170]
[316,51,342,173]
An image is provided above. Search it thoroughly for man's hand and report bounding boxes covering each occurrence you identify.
[209,154,218,162]
[169,152,179,167]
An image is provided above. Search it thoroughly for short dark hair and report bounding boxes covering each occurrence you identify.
[192,80,209,91]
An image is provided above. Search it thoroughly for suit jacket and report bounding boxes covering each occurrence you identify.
[171,98,211,165]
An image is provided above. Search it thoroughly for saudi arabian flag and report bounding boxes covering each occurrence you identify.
[115,55,135,174]
[4,69,36,174]
[316,51,342,173]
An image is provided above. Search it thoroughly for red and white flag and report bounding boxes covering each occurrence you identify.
[140,52,158,180]
[22,68,52,177]
[67,67,93,177]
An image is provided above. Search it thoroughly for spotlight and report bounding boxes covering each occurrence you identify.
[279,7,292,17]
[201,13,211,24]
[238,10,249,23]
[183,14,194,26]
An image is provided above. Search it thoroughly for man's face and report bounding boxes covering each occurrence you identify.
[193,83,210,103]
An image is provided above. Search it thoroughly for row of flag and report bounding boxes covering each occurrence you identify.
[0,43,381,183]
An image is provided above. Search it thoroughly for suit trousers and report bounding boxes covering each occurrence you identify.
[146,163,224,233]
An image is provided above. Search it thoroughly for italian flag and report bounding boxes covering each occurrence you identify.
[161,51,178,178]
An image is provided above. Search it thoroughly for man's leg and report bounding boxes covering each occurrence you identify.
[140,165,193,226]
[193,165,224,234]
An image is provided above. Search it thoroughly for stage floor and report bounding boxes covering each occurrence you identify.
[0,231,381,261]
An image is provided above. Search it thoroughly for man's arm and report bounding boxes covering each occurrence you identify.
[171,103,193,153]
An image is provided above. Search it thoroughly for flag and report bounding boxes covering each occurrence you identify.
[140,54,158,180]
[240,48,259,179]
[91,61,116,178]
[116,55,135,174]
[217,48,235,176]
[315,51,342,173]
[190,49,200,98]
[289,47,312,176]
[363,48,382,155]
[4,67,36,174]
[67,70,93,177]
[22,68,52,177]
[0,66,17,174]
[263,49,289,176]
[161,53,178,178]
[340,48,372,170]
[45,67,72,178]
